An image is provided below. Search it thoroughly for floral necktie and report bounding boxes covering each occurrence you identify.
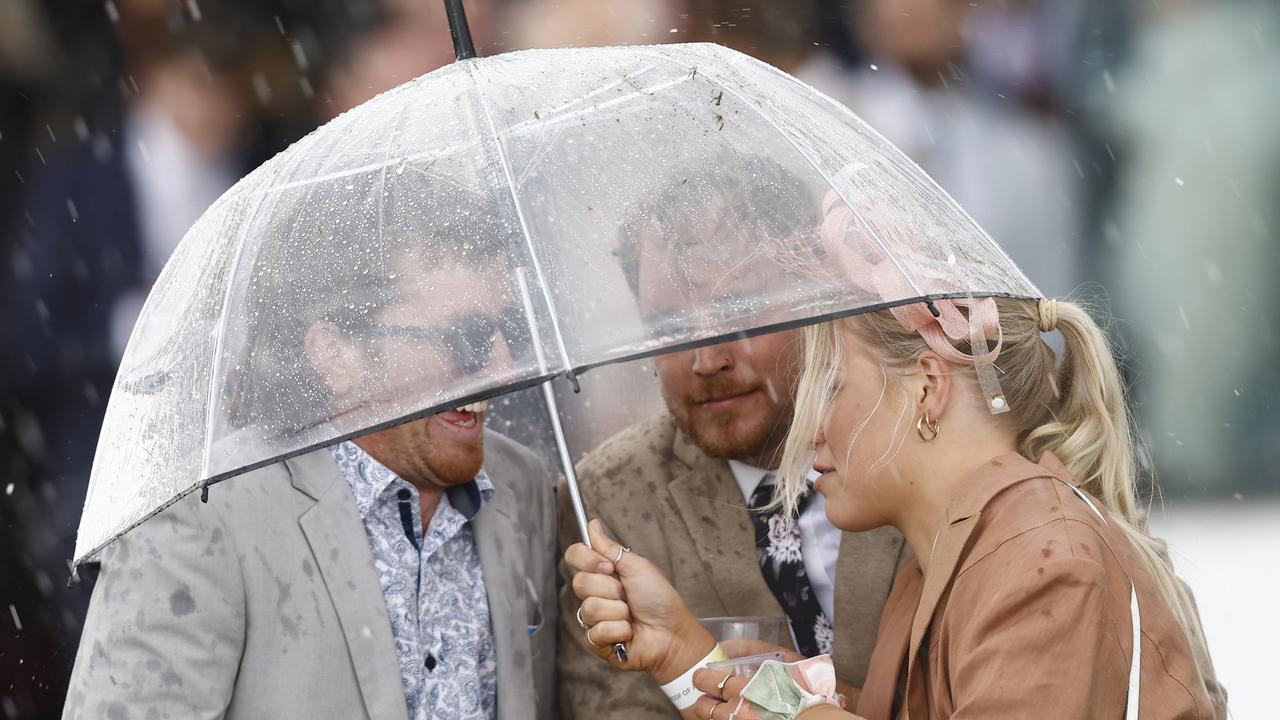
[749,474,834,657]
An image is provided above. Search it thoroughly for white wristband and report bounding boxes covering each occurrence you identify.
[659,644,727,710]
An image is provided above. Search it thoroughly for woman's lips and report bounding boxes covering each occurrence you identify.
[812,465,835,492]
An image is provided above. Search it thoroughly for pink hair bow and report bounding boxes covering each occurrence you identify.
[819,191,1009,413]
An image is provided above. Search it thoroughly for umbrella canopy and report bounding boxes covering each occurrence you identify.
[76,42,1038,564]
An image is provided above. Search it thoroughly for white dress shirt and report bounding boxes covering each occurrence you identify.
[727,460,842,622]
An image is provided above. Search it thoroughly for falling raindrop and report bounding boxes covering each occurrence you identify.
[253,73,273,105]
[291,41,309,71]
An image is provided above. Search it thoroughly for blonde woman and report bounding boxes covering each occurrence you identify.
[565,296,1224,719]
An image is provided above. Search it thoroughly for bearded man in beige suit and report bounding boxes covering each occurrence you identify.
[556,154,907,719]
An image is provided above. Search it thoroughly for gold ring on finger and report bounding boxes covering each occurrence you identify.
[585,625,604,649]
[709,701,725,720]
[612,545,630,564]
[575,606,588,630]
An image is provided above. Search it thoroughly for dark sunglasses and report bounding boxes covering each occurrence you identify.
[353,307,528,376]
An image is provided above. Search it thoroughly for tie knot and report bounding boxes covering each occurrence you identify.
[750,473,811,516]
[750,473,776,508]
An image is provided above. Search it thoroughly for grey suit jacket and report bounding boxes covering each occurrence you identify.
[556,413,906,720]
[64,430,557,720]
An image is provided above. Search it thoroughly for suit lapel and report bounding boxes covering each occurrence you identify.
[666,431,783,620]
[289,450,409,720]
[473,478,535,720]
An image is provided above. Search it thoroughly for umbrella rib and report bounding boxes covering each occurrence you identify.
[464,62,574,374]
[501,63,661,136]
[506,73,696,141]
[263,144,470,193]
[628,47,932,302]
[730,50,1035,293]
[200,114,367,481]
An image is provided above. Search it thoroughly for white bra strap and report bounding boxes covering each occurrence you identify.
[1126,583,1142,720]
[1054,478,1140,718]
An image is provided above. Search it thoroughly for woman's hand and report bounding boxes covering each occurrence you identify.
[565,519,716,683]
[690,668,758,720]
[689,667,864,720]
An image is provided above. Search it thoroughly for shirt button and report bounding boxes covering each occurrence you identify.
[397,488,412,501]
[425,653,437,671]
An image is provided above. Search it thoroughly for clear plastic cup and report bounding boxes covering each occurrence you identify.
[698,615,793,647]
[706,650,790,680]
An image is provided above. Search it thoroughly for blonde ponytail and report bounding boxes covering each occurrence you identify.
[1026,301,1215,683]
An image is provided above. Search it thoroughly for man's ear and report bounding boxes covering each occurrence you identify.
[914,351,955,421]
[304,322,361,399]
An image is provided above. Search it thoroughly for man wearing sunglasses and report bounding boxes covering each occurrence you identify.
[65,191,558,720]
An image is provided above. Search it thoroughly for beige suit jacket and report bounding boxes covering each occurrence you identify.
[64,431,557,720]
[556,414,906,720]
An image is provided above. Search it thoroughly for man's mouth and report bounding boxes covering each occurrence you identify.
[694,388,758,410]
[437,400,488,428]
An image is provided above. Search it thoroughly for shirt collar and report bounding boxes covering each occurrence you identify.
[726,459,820,504]
[727,459,773,502]
[328,440,493,521]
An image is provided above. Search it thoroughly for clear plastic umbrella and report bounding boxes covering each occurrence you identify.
[74,38,1038,567]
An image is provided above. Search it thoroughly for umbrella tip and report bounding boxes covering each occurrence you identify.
[566,370,581,394]
[443,0,477,61]
[926,299,942,318]
[201,484,210,503]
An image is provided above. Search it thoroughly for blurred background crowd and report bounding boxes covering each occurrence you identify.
[2,0,1276,716]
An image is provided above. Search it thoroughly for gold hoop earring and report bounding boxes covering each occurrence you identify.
[916,411,940,441]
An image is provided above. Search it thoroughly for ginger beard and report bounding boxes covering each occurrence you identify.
[654,332,801,465]
[356,403,488,492]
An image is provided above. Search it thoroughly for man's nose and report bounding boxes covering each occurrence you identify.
[487,332,516,372]
[690,343,733,376]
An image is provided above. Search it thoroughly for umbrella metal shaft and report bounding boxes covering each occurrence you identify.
[539,381,590,547]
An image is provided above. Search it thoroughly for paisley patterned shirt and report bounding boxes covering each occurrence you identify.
[329,441,497,720]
